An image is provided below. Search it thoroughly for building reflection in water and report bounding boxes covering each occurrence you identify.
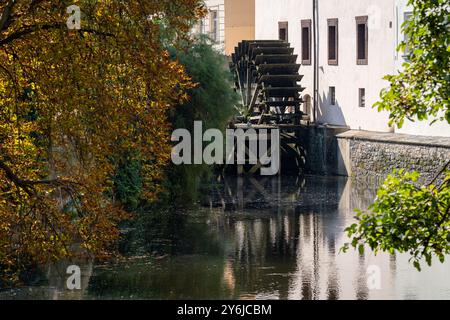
[213,175,449,300]
[3,175,450,300]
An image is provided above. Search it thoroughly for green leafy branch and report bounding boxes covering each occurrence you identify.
[342,167,450,271]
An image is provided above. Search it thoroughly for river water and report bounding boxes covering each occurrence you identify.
[1,175,449,300]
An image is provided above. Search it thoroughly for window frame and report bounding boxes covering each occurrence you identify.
[402,12,413,58]
[199,19,205,34]
[356,16,368,65]
[359,88,366,108]
[210,10,219,42]
[327,18,339,65]
[330,86,336,106]
[301,19,312,66]
[278,21,289,42]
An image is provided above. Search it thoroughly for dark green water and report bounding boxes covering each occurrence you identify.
[1,175,450,300]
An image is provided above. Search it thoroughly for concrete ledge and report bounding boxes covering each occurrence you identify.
[336,130,450,149]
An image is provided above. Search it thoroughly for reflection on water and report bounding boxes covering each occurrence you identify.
[1,175,450,300]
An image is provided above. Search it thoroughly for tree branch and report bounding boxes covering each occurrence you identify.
[0,158,34,196]
[0,159,70,196]
[428,160,450,187]
[0,23,62,46]
[0,23,114,47]
[0,0,15,33]
[421,205,450,256]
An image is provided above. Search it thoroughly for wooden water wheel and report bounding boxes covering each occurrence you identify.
[230,40,306,125]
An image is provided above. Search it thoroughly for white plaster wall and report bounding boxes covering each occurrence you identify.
[255,0,450,136]
[394,0,450,137]
[256,0,394,132]
[318,0,395,132]
[397,113,450,138]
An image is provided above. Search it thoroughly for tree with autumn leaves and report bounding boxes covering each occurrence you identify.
[0,0,205,282]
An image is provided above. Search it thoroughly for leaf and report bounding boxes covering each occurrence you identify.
[358,244,365,255]
[413,261,421,272]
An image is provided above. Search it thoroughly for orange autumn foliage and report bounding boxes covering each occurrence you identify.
[0,0,205,280]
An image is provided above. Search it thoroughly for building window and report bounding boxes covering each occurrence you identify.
[403,12,413,57]
[303,94,311,117]
[198,19,205,34]
[359,88,366,108]
[279,21,288,42]
[301,19,311,65]
[210,10,218,42]
[330,87,336,105]
[327,19,338,65]
[356,16,368,65]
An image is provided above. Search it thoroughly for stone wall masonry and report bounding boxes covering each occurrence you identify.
[336,130,450,183]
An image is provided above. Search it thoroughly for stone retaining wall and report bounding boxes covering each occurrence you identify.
[336,130,450,183]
